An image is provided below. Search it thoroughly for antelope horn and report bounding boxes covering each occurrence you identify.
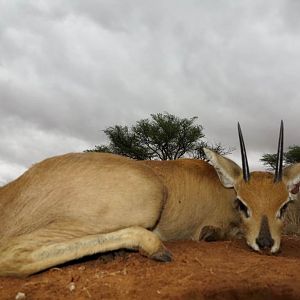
[238,122,250,182]
[274,120,284,182]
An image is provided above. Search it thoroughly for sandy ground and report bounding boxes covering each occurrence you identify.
[0,236,300,300]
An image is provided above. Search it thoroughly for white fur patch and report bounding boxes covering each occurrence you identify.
[203,148,213,162]
[271,241,280,254]
[247,241,260,252]
[203,148,235,188]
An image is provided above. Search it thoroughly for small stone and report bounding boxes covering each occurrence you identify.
[68,282,76,292]
[15,292,26,300]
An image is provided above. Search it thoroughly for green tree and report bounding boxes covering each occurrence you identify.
[260,153,278,171]
[260,145,300,170]
[285,145,300,165]
[87,112,232,160]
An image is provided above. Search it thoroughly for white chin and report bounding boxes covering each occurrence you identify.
[247,241,260,252]
[248,242,280,254]
[271,244,280,254]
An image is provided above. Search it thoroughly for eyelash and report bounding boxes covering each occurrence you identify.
[235,199,250,218]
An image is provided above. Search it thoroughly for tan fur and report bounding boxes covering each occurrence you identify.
[235,172,289,252]
[141,159,238,241]
[0,152,239,277]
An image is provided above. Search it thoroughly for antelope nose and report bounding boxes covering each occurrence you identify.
[256,215,274,250]
[256,236,274,250]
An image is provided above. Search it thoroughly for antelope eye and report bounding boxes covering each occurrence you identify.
[235,199,250,218]
[278,202,291,219]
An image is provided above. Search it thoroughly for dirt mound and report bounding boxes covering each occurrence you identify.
[0,236,300,299]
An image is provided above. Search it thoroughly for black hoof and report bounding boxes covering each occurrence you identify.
[151,249,173,262]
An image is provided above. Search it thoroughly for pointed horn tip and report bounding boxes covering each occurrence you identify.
[279,120,284,130]
[274,120,284,183]
[237,123,242,135]
[237,122,250,182]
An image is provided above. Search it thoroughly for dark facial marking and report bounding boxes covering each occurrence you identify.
[234,199,249,218]
[256,215,274,250]
[279,202,290,219]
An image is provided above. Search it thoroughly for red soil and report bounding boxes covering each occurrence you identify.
[0,236,300,300]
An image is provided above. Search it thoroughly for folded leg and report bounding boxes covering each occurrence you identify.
[0,226,172,277]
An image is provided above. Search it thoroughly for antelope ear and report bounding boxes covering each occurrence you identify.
[204,148,242,188]
[283,163,300,198]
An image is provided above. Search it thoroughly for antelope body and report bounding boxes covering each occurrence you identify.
[0,122,299,277]
[0,153,239,277]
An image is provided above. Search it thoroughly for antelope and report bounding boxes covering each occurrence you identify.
[0,122,299,277]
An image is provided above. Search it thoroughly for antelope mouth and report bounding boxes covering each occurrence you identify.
[247,240,280,255]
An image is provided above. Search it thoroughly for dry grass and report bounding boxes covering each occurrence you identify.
[283,195,300,236]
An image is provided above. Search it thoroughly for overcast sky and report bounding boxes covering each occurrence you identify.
[0,0,299,184]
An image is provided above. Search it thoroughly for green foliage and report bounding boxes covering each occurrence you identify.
[285,145,300,165]
[103,125,150,160]
[87,112,232,160]
[260,153,278,171]
[85,145,111,153]
[260,145,300,170]
[133,113,204,160]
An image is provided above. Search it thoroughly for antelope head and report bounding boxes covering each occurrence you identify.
[204,121,300,254]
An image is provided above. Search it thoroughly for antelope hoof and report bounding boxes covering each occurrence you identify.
[151,249,172,262]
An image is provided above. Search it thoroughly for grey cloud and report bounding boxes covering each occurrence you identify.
[0,0,299,183]
[282,0,300,33]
